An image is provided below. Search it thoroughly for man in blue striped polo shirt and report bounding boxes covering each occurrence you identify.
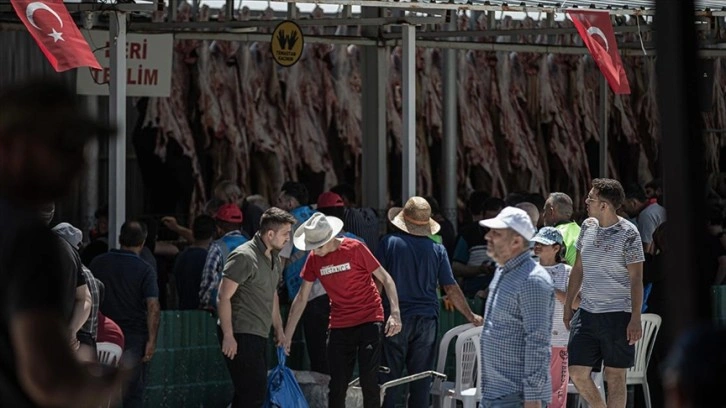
[480,207,555,408]
[564,178,645,408]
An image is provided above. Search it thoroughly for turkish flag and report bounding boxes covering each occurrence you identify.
[568,10,631,94]
[10,0,101,72]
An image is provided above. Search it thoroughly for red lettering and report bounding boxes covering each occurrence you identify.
[144,69,158,85]
[129,43,141,60]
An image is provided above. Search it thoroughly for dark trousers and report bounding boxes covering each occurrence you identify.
[216,327,268,408]
[328,322,382,408]
[122,334,148,408]
[380,315,438,408]
[303,294,331,374]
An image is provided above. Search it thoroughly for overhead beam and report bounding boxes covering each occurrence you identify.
[270,0,726,16]
[0,2,159,12]
[2,21,726,56]
[128,15,444,30]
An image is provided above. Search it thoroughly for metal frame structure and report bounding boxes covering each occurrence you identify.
[1,0,723,240]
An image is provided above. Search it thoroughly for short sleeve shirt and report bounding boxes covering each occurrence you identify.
[301,238,384,328]
[376,232,457,317]
[637,203,666,244]
[542,263,571,346]
[223,234,282,338]
[576,217,645,313]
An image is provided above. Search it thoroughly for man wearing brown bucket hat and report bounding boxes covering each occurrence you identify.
[282,212,402,408]
[376,196,483,408]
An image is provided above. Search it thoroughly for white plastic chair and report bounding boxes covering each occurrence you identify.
[626,313,661,408]
[96,342,123,367]
[443,326,481,408]
[431,323,474,408]
[567,364,605,408]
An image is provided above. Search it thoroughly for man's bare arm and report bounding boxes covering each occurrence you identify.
[69,284,92,335]
[442,284,482,326]
[143,298,161,362]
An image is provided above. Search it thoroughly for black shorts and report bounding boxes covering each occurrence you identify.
[567,309,634,369]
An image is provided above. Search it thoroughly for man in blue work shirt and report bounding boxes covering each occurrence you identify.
[277,181,315,301]
[479,207,554,408]
[376,196,482,408]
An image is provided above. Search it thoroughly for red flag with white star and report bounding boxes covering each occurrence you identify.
[568,10,631,94]
[10,0,101,72]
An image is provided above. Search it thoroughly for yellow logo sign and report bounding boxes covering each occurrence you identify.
[271,20,304,67]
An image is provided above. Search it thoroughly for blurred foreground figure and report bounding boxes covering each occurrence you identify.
[0,79,128,407]
[663,326,726,408]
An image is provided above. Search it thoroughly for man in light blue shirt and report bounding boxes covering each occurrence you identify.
[479,207,554,408]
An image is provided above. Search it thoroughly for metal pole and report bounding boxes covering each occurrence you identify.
[598,75,608,178]
[84,96,100,242]
[402,24,416,202]
[442,10,457,233]
[361,5,388,233]
[109,12,127,250]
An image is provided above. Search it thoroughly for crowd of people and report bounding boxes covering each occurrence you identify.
[2,78,725,408]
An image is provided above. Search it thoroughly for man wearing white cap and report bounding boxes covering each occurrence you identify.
[283,213,402,408]
[479,207,554,408]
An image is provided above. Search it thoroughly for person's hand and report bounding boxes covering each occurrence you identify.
[442,296,455,311]
[469,314,483,327]
[627,315,643,345]
[275,329,286,349]
[563,307,574,330]
[384,313,402,337]
[70,336,80,351]
[221,333,237,359]
[475,289,488,299]
[161,216,181,232]
[142,340,156,363]
[281,335,292,356]
[524,401,542,408]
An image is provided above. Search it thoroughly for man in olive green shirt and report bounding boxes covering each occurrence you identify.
[217,207,297,408]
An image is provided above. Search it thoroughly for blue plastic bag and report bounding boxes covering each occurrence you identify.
[264,347,309,408]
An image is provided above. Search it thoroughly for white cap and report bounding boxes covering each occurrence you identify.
[479,206,536,240]
[52,222,83,249]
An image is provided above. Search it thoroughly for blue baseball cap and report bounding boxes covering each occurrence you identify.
[531,226,564,246]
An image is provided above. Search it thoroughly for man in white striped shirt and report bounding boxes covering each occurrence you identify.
[564,178,645,408]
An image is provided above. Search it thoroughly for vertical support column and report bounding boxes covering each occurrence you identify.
[168,0,178,22]
[84,96,100,241]
[598,75,608,178]
[109,12,127,250]
[287,2,297,19]
[656,0,709,337]
[224,0,234,20]
[401,24,416,202]
[361,7,388,230]
[442,10,458,233]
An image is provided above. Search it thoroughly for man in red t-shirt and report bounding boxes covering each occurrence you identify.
[283,213,402,408]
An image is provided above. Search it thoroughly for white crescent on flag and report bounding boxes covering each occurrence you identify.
[586,26,609,52]
[25,1,63,30]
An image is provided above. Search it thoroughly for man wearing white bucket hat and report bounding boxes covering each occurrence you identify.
[479,206,554,408]
[283,212,402,408]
